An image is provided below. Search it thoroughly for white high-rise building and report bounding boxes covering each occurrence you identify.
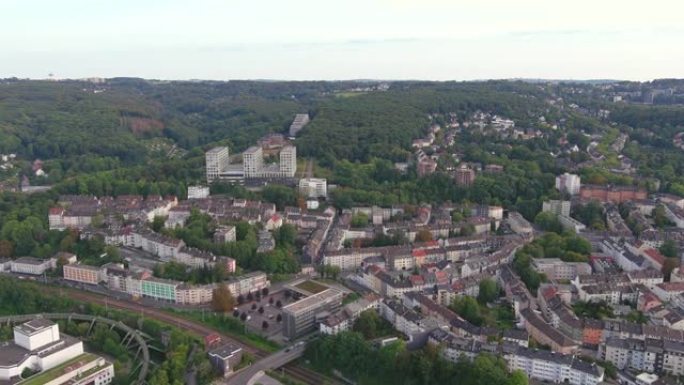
[243,146,264,178]
[279,145,297,177]
[556,173,581,196]
[206,147,230,183]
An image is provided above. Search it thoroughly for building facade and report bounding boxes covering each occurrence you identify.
[205,147,230,183]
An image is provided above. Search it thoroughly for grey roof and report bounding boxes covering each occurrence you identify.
[208,343,242,359]
[14,319,55,335]
[0,335,81,367]
[503,329,529,341]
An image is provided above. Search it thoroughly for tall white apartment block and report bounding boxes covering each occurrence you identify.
[243,146,264,178]
[279,145,297,177]
[556,173,581,196]
[206,147,230,183]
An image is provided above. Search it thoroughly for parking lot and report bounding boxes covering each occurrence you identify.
[234,290,298,341]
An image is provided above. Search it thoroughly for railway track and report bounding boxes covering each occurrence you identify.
[282,364,344,385]
[52,286,335,384]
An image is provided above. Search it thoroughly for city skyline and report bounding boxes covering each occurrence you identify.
[2,0,684,81]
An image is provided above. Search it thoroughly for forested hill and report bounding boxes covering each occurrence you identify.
[1,77,684,206]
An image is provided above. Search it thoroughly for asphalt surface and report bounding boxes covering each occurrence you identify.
[225,345,306,385]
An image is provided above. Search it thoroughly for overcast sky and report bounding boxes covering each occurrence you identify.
[2,0,683,81]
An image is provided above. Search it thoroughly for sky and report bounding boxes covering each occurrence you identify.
[1,0,683,81]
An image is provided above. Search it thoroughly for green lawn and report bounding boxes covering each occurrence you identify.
[294,280,328,295]
[168,309,280,352]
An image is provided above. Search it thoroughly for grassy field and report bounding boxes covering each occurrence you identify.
[294,280,328,294]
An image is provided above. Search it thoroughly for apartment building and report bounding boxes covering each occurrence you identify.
[507,347,604,385]
[242,146,264,178]
[63,264,104,285]
[455,164,475,187]
[428,329,604,385]
[282,288,343,339]
[10,257,56,275]
[556,173,581,196]
[188,185,210,199]
[141,277,178,302]
[289,113,310,137]
[279,145,297,177]
[299,178,327,198]
[543,200,571,217]
[205,147,230,183]
[532,258,592,280]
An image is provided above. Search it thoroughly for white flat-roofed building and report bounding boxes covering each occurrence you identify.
[206,147,230,183]
[556,173,581,196]
[299,178,327,198]
[282,288,343,339]
[507,347,604,385]
[289,113,310,137]
[0,319,85,381]
[187,185,210,200]
[10,257,56,275]
[532,258,592,280]
[16,354,115,385]
[176,284,214,305]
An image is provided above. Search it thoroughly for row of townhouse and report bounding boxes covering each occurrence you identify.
[520,308,579,354]
[600,239,653,272]
[97,227,234,271]
[531,258,592,281]
[538,288,684,349]
[600,337,684,376]
[323,234,521,271]
[401,292,495,342]
[664,203,684,229]
[318,293,381,335]
[64,261,268,305]
[427,328,604,385]
[49,195,178,230]
[572,270,664,305]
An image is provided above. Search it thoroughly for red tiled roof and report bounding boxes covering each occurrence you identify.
[49,207,64,215]
[644,248,666,266]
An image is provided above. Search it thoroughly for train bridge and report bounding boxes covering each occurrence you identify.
[0,313,151,385]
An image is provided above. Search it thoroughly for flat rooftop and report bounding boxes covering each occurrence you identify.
[294,280,328,295]
[208,343,242,359]
[14,319,55,336]
[17,353,97,385]
[0,335,81,367]
[283,288,342,314]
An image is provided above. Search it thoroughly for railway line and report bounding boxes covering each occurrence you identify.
[51,285,337,383]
